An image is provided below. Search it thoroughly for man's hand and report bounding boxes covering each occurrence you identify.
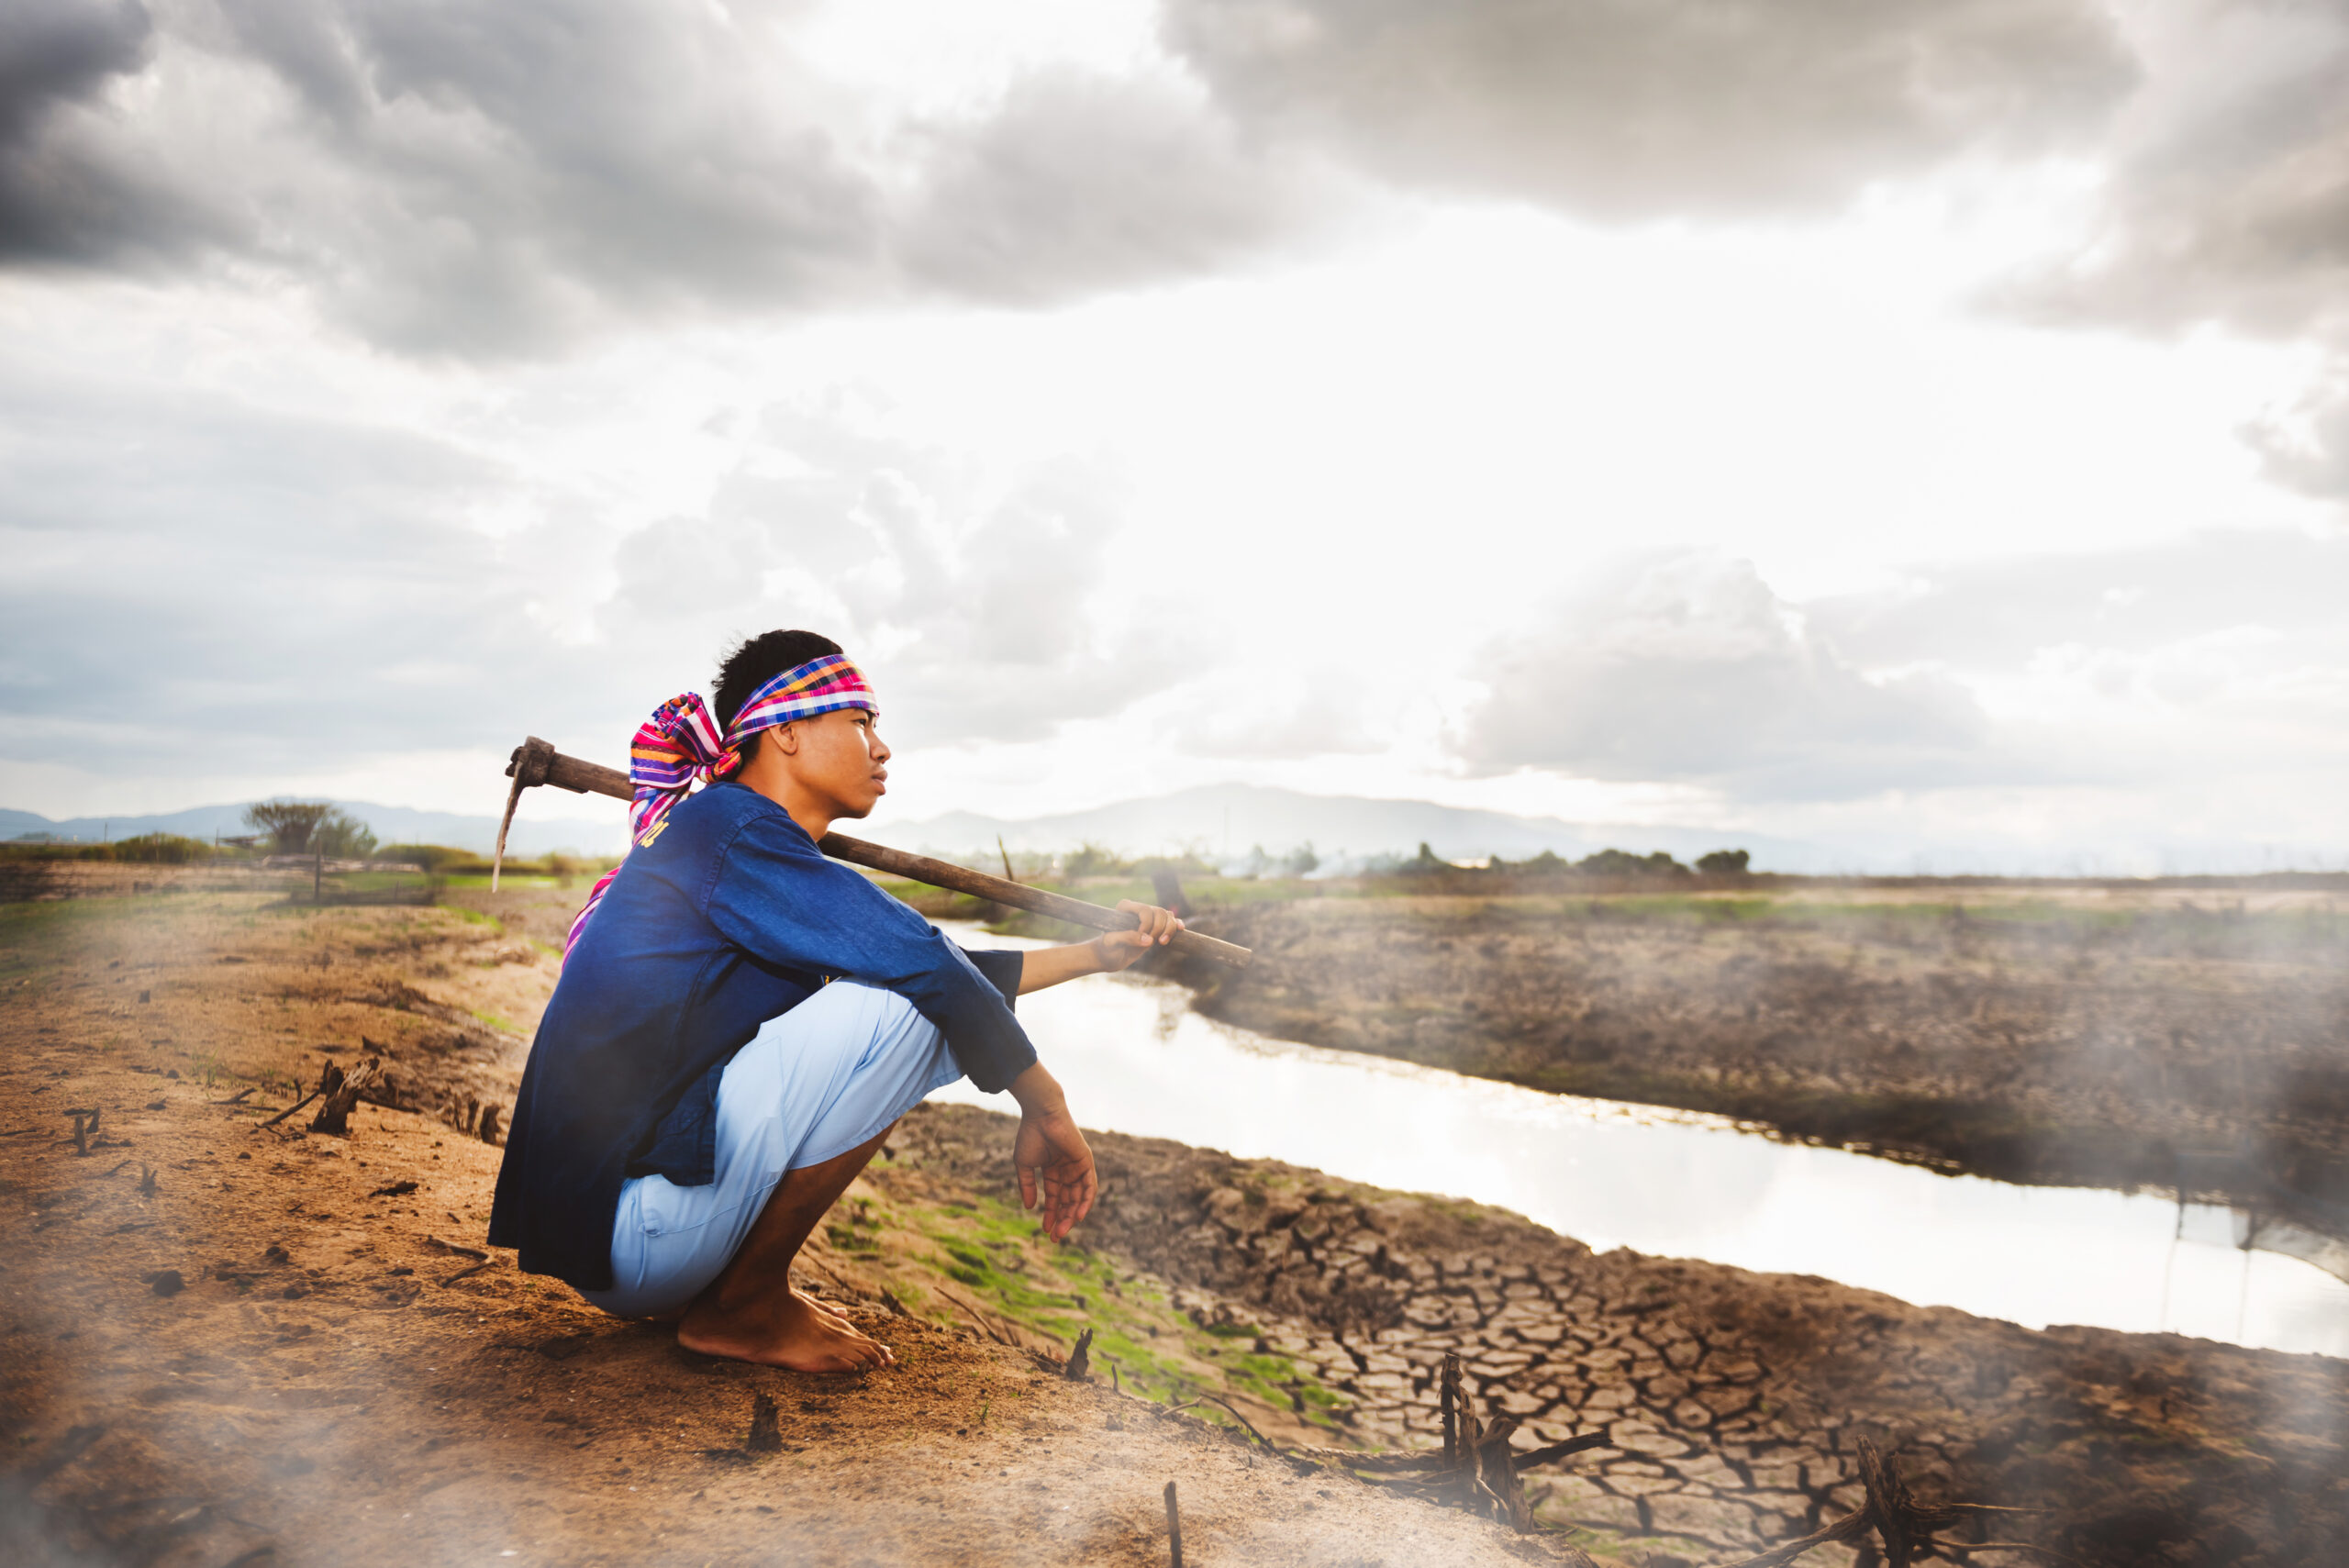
[1088,900,1185,974]
[1007,1063,1097,1240]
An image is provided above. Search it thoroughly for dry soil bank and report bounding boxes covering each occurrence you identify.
[1163,886,2349,1207]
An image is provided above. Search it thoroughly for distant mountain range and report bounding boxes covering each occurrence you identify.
[0,802,629,858]
[885,784,1793,871]
[0,784,1785,869]
[7,784,2329,875]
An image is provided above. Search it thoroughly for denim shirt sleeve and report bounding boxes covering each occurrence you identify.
[702,812,1040,1093]
[965,950,1024,1007]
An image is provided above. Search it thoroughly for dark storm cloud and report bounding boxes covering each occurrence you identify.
[1989,4,2349,498]
[0,0,216,261]
[1160,0,2136,217]
[0,1,1338,357]
[1458,556,1992,802]
[2003,0,2349,339]
[894,70,1325,306]
[202,0,886,356]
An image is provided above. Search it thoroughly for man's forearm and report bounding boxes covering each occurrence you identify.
[1014,941,1108,995]
[1007,1061,1069,1115]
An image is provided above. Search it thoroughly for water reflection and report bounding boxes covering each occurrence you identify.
[939,928,2349,1358]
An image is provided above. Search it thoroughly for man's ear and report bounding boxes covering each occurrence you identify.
[769,721,801,755]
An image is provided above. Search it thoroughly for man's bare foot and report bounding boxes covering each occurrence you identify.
[677,1288,895,1372]
[796,1286,857,1330]
[651,1286,849,1329]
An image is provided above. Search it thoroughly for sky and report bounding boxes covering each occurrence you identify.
[2,0,2345,872]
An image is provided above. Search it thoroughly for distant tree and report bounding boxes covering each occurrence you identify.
[1697,849,1752,876]
[1281,841,1319,877]
[109,833,213,865]
[1525,850,1567,874]
[1397,841,1450,875]
[244,801,332,854]
[314,810,377,859]
[1575,848,1692,879]
[378,843,469,873]
[1063,841,1129,879]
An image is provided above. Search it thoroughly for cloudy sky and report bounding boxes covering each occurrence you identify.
[3,0,2344,872]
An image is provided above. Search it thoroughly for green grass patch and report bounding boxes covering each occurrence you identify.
[874,1186,1350,1426]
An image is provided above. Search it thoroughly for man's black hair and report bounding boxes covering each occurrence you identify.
[712,629,847,762]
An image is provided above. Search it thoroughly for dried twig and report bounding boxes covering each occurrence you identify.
[1163,1394,1319,1474]
[931,1284,1021,1347]
[795,1251,866,1300]
[1282,1444,1450,1473]
[1720,1439,2049,1568]
[261,1087,322,1128]
[1509,1431,1615,1472]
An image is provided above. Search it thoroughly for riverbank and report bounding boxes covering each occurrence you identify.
[4,887,2343,1565]
[1141,884,2349,1211]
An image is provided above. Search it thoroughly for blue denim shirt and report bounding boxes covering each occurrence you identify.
[487,781,1033,1289]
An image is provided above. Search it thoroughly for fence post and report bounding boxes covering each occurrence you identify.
[314,851,323,904]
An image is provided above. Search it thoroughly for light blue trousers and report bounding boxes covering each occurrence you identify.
[578,981,957,1318]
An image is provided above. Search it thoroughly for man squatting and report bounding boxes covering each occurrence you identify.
[488,630,1183,1371]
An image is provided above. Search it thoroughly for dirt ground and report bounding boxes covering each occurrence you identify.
[0,883,1589,1568]
[5,882,2345,1566]
[1164,887,2349,1206]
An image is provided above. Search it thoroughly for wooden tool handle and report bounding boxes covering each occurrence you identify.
[505,738,1253,969]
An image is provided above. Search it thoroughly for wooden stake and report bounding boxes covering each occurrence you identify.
[1163,1481,1183,1568]
[315,1056,384,1136]
[745,1394,783,1455]
[1440,1351,1461,1467]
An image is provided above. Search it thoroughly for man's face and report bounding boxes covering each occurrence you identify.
[780,707,890,820]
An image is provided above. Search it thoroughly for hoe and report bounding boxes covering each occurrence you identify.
[493,736,1252,969]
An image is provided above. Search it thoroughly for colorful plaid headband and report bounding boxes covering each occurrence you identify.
[567,654,876,953]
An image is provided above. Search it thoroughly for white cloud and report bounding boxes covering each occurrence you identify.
[1458,554,1991,801]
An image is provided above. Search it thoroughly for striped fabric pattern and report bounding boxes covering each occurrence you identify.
[564,654,876,954]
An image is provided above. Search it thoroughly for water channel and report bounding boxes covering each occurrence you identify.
[933,926,2349,1360]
